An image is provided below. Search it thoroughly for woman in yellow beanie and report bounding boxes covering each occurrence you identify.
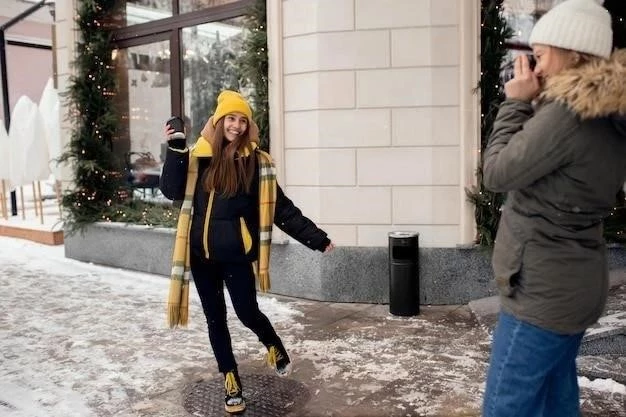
[481,1,626,416]
[160,90,334,414]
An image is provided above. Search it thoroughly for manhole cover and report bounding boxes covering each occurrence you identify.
[183,373,310,416]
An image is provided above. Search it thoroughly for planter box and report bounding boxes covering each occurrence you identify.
[65,223,175,276]
[0,224,63,245]
[65,223,626,305]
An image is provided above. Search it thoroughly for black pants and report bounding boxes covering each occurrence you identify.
[190,253,285,373]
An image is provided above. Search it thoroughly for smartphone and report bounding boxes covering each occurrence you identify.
[527,54,536,71]
[166,116,184,133]
[503,54,536,82]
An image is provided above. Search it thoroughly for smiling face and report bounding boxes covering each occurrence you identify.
[222,112,249,142]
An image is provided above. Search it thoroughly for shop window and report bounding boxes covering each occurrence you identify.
[109,1,252,200]
[182,17,246,140]
[179,0,241,14]
[113,40,171,197]
[112,0,174,28]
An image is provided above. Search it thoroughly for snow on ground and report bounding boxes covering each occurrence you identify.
[584,312,626,338]
[579,376,626,395]
[0,235,624,416]
[0,236,304,416]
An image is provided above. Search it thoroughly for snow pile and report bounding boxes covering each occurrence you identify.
[578,376,626,395]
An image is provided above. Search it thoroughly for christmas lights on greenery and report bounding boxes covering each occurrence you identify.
[238,0,269,151]
[604,0,626,243]
[466,0,512,247]
[59,0,123,234]
[59,0,178,231]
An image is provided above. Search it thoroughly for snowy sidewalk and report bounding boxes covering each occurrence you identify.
[0,236,624,417]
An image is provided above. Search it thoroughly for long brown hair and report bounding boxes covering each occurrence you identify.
[202,117,256,197]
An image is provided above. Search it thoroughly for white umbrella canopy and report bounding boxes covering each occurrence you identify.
[0,120,9,181]
[38,78,61,178]
[8,95,50,188]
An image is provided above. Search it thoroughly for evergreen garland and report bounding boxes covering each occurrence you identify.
[466,0,512,246]
[59,0,124,234]
[239,0,269,151]
[606,0,626,49]
[603,0,626,243]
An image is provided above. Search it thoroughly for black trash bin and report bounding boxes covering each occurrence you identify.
[388,231,419,316]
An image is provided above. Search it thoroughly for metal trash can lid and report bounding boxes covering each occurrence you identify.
[388,231,419,238]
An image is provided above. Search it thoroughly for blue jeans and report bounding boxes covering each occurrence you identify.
[482,312,584,417]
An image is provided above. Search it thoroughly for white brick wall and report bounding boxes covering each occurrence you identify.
[283,0,354,36]
[319,187,392,224]
[355,0,430,29]
[392,187,460,224]
[284,109,391,148]
[283,71,355,111]
[285,149,356,186]
[358,224,459,247]
[391,27,460,67]
[284,31,390,74]
[356,148,460,186]
[356,67,460,107]
[276,0,477,248]
[392,107,459,146]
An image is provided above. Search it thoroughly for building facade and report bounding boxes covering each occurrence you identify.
[55,0,609,303]
[55,0,481,247]
[51,0,485,303]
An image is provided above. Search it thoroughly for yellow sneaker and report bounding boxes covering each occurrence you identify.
[266,345,292,377]
[224,370,245,414]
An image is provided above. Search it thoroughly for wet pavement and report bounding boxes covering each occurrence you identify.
[0,237,624,416]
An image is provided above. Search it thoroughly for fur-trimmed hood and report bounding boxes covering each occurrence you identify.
[540,49,626,129]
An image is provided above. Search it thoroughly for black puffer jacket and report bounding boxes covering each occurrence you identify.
[160,138,330,262]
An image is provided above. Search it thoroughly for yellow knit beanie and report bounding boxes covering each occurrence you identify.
[211,90,253,127]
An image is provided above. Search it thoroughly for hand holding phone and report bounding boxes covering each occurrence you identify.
[165,116,185,141]
[504,54,541,102]
[526,54,536,71]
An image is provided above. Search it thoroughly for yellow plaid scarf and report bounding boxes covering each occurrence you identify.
[167,140,277,328]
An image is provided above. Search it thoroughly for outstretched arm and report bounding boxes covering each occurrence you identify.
[274,185,333,252]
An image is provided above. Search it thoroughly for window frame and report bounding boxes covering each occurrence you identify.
[110,0,253,119]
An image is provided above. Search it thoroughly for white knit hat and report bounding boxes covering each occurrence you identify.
[528,0,613,59]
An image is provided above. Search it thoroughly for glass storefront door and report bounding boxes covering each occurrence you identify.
[179,0,241,14]
[181,16,246,140]
[109,1,251,199]
[112,0,174,27]
[113,38,171,196]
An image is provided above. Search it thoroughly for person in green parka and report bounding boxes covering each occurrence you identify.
[481,1,626,416]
